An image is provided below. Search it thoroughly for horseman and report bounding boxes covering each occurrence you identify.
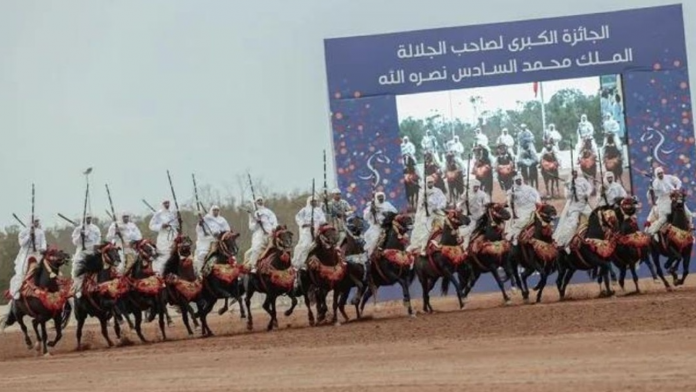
[421,129,441,165]
[70,214,102,298]
[575,114,597,159]
[540,141,561,168]
[323,188,354,246]
[645,167,693,240]
[516,124,534,156]
[363,192,398,260]
[506,174,541,245]
[401,136,416,162]
[7,218,47,301]
[244,197,278,273]
[517,139,539,169]
[446,135,466,169]
[107,212,142,274]
[553,167,594,253]
[602,112,622,151]
[148,200,179,276]
[195,205,231,276]
[543,124,562,152]
[407,175,448,256]
[598,172,627,207]
[457,179,490,249]
[292,195,327,269]
[474,128,490,153]
[496,128,516,158]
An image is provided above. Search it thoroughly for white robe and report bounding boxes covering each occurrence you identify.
[506,184,541,244]
[107,222,143,275]
[401,141,416,157]
[363,201,398,258]
[9,227,47,299]
[602,119,622,150]
[457,189,490,249]
[553,177,593,248]
[598,182,627,207]
[245,207,278,268]
[408,186,448,254]
[646,175,692,234]
[292,204,327,268]
[195,213,231,274]
[70,223,101,296]
[149,208,179,275]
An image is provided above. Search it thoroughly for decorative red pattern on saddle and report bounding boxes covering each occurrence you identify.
[617,232,650,249]
[661,224,694,252]
[497,163,513,176]
[211,263,249,284]
[84,274,129,300]
[19,277,71,315]
[129,276,165,296]
[446,170,460,182]
[527,238,558,264]
[604,156,620,170]
[541,159,558,171]
[470,235,511,260]
[580,155,596,170]
[404,173,419,184]
[166,275,203,302]
[307,255,347,284]
[381,249,414,267]
[257,258,296,290]
[474,164,491,177]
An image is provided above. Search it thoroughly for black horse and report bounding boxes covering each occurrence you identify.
[610,196,670,293]
[540,145,560,198]
[472,146,494,197]
[495,145,516,192]
[602,134,624,186]
[336,215,369,320]
[200,231,248,320]
[517,142,539,190]
[578,138,598,181]
[414,209,471,313]
[74,242,129,349]
[650,190,693,286]
[403,154,421,211]
[509,203,558,303]
[461,202,514,304]
[444,153,465,204]
[424,152,447,195]
[4,248,72,356]
[556,206,618,299]
[359,212,416,317]
[118,238,168,343]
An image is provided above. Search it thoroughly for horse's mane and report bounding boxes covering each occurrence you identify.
[76,244,105,276]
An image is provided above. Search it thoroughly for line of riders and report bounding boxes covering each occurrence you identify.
[1,169,693,356]
[401,112,627,204]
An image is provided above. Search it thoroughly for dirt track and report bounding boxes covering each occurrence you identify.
[1,279,695,392]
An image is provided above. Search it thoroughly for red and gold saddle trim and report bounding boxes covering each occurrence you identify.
[381,249,414,267]
[470,235,511,259]
[526,238,558,264]
[210,262,249,284]
[19,277,71,315]
[84,274,129,300]
[129,275,165,296]
[166,275,203,302]
[307,255,347,283]
[617,232,650,249]
[604,156,620,170]
[541,159,558,171]
[661,224,694,252]
[257,259,296,290]
[497,163,513,175]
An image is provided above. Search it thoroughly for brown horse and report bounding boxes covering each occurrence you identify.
[472,146,493,197]
[495,144,516,191]
[445,153,465,204]
[540,146,560,198]
[650,190,693,286]
[602,134,624,186]
[579,138,597,181]
[403,154,420,211]
[424,152,447,195]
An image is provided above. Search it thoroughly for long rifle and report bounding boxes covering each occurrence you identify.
[142,199,157,213]
[30,183,36,252]
[423,152,430,217]
[105,184,126,247]
[598,148,609,205]
[105,209,115,221]
[166,170,184,234]
[322,150,331,219]
[510,174,518,219]
[464,153,471,216]
[310,179,316,240]
[12,213,27,228]
[57,213,77,226]
[192,174,210,236]
[81,180,90,250]
[569,139,578,202]
[647,142,656,205]
[247,173,266,234]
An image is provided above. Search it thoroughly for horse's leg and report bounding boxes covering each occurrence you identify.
[642,249,658,280]
[417,269,431,314]
[617,264,627,291]
[331,289,341,326]
[535,264,551,303]
[445,265,466,310]
[39,321,49,355]
[601,265,615,297]
[398,275,415,317]
[179,299,194,336]
[680,250,691,285]
[337,289,351,322]
[261,296,274,331]
[156,296,168,341]
[302,289,315,327]
[650,246,671,289]
[218,298,229,316]
[560,267,576,300]
[99,316,114,348]
[112,311,122,341]
[130,308,147,343]
[244,287,254,331]
[16,313,33,349]
[490,263,511,304]
[31,319,41,351]
[628,261,640,294]
[47,314,63,348]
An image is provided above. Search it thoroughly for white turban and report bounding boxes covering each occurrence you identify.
[470,179,481,187]
[331,188,341,194]
[426,175,435,183]
[208,205,220,215]
[514,173,524,181]
[654,167,664,176]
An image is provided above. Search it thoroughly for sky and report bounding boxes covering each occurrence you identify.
[396,76,600,124]
[0,0,694,229]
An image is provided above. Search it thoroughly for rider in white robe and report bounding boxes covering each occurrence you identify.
[407,176,448,255]
[543,124,562,156]
[292,196,327,269]
[323,188,354,246]
[8,219,47,300]
[401,136,416,161]
[597,172,627,207]
[575,114,598,159]
[194,205,231,276]
[553,168,593,253]
[496,128,516,158]
[506,174,541,245]
[602,112,623,151]
[645,167,693,238]
[445,136,466,169]
[70,215,102,298]
[363,192,398,259]
[107,212,143,275]
[244,197,279,272]
[457,179,490,249]
[149,200,180,276]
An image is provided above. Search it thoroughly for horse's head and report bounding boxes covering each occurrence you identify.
[670,189,687,209]
[173,235,193,258]
[605,132,616,144]
[381,211,398,228]
[445,208,471,229]
[392,213,414,234]
[618,196,639,216]
[496,144,507,156]
[217,230,240,257]
[42,247,71,270]
[593,206,619,231]
[424,151,433,163]
[346,214,365,235]
[583,137,593,148]
[316,223,339,249]
[272,225,294,251]
[536,203,557,223]
[487,202,512,223]
[132,238,158,263]
[98,241,122,268]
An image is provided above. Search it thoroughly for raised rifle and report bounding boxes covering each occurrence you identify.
[322,150,332,219]
[510,175,518,220]
[423,152,430,217]
[81,180,90,250]
[57,213,77,226]
[105,184,126,248]
[192,173,210,236]
[247,173,267,234]
[647,142,656,206]
[12,213,27,228]
[569,140,579,202]
[166,170,184,234]
[464,153,471,216]
[310,179,316,240]
[598,148,609,206]
[141,199,157,213]
[30,183,36,252]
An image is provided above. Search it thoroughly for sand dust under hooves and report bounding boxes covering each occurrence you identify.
[1,278,695,392]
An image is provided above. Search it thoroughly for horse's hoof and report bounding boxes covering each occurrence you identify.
[47,341,56,348]
[283,310,293,317]
[43,352,52,358]
[246,323,253,331]
[409,313,417,319]
[334,321,341,327]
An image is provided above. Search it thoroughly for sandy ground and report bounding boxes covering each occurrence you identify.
[1,278,695,392]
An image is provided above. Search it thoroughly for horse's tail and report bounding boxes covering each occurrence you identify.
[60,300,73,329]
[440,275,450,296]
[0,308,16,333]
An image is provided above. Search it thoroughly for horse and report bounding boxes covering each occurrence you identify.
[119,238,168,343]
[509,203,558,303]
[518,143,539,190]
[163,235,213,337]
[74,242,130,350]
[424,152,447,195]
[335,215,369,320]
[244,225,312,331]
[556,206,618,300]
[413,209,471,313]
[650,190,693,286]
[461,202,514,304]
[403,154,421,211]
[472,145,494,196]
[611,196,670,293]
[359,212,416,317]
[602,134,624,186]
[199,231,248,320]
[444,152,465,204]
[3,247,72,356]
[494,145,516,192]
[578,138,598,181]
[540,146,560,198]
